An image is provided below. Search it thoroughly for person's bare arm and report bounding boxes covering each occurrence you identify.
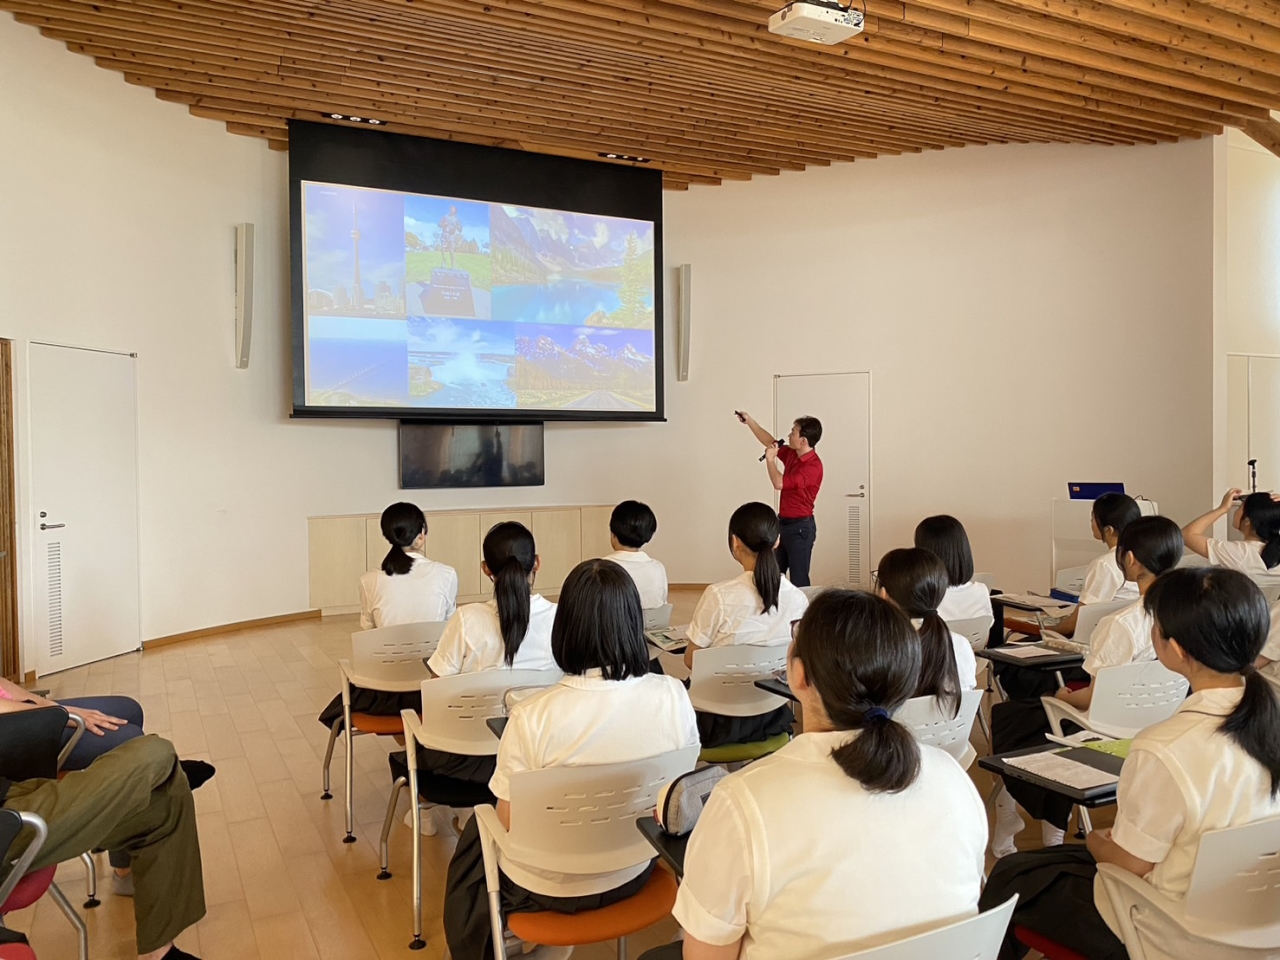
[765,446,784,491]
[737,412,776,449]
[1055,682,1094,711]
[684,936,743,960]
[1182,489,1241,559]
[497,799,511,832]
[1087,827,1156,878]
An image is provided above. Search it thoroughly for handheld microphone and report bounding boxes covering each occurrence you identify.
[759,439,785,462]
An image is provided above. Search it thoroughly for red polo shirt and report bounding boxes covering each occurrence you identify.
[777,446,823,519]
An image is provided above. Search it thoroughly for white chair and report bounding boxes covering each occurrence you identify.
[832,896,1017,959]
[1251,577,1280,603]
[394,668,562,949]
[1097,816,1280,960]
[475,745,700,960]
[687,643,789,718]
[643,604,673,630]
[1036,598,1130,689]
[326,621,446,842]
[1041,659,1189,740]
[947,616,994,652]
[1054,564,1090,596]
[896,690,984,769]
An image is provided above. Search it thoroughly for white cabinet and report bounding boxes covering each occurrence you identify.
[308,506,610,613]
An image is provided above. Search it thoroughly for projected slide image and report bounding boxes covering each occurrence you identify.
[404,196,491,319]
[304,185,406,319]
[307,316,408,407]
[491,205,654,329]
[406,317,517,408]
[510,325,655,411]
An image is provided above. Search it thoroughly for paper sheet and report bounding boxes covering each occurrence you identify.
[998,645,1061,659]
[1004,751,1119,789]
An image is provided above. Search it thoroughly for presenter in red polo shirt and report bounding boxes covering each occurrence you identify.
[736,411,824,587]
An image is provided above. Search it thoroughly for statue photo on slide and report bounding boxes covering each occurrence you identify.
[439,204,461,269]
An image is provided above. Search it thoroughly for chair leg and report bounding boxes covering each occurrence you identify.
[80,851,99,908]
[1079,806,1094,835]
[488,889,505,960]
[618,935,628,960]
[47,881,89,960]
[378,776,407,880]
[343,711,356,843]
[409,767,425,950]
[321,718,342,800]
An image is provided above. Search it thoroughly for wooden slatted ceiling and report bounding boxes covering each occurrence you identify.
[4,0,1280,189]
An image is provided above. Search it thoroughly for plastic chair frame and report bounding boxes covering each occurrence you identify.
[687,643,789,718]
[896,690,984,769]
[830,895,1018,959]
[1040,660,1189,740]
[642,605,673,630]
[0,810,89,960]
[474,746,700,960]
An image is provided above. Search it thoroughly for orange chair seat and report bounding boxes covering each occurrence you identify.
[350,713,405,735]
[507,867,677,946]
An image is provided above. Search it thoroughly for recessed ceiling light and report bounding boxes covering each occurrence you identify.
[598,152,651,163]
[368,119,382,125]
[329,113,343,119]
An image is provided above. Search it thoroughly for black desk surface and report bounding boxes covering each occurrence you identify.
[486,717,508,739]
[753,677,796,701]
[979,744,1120,807]
[978,645,1085,671]
[636,816,687,879]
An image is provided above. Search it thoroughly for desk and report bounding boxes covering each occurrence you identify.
[636,817,687,879]
[752,677,795,701]
[486,717,508,739]
[978,744,1120,808]
[978,645,1084,690]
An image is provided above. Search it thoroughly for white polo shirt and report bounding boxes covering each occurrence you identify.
[674,731,987,958]
[687,572,809,650]
[1261,603,1280,686]
[489,670,700,897]
[1100,685,1280,927]
[1082,599,1155,676]
[1206,538,1280,580]
[358,552,458,630]
[1077,551,1139,605]
[937,581,992,623]
[603,550,669,609]
[427,594,557,676]
[951,630,978,691]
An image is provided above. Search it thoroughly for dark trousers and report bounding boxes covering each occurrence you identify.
[777,516,816,587]
[58,695,146,771]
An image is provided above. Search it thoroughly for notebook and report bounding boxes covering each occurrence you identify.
[646,624,689,652]
[1003,746,1124,798]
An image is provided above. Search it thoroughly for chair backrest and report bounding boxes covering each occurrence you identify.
[687,644,789,717]
[799,585,830,600]
[1055,564,1090,595]
[946,616,994,651]
[0,810,48,912]
[834,896,1018,959]
[505,745,700,876]
[1073,599,1132,645]
[0,706,68,782]
[1184,815,1280,928]
[350,621,446,687]
[1253,578,1280,604]
[416,669,563,756]
[895,690,983,768]
[643,604,673,630]
[1088,660,1189,736]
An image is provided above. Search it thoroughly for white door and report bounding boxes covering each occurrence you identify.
[29,343,140,674]
[774,372,872,588]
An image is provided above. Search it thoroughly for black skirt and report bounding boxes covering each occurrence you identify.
[443,815,656,960]
[979,845,1126,960]
[990,698,1075,828]
[317,686,422,729]
[696,704,794,749]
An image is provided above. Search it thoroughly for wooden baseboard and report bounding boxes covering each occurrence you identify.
[143,609,321,649]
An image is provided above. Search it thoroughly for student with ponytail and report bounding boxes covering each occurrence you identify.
[318,502,458,730]
[683,502,809,747]
[982,566,1280,960]
[876,548,977,717]
[653,591,987,960]
[1183,488,1280,579]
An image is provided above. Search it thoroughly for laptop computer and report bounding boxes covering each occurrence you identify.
[1068,482,1125,500]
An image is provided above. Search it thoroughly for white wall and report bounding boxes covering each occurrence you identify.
[1,14,1216,664]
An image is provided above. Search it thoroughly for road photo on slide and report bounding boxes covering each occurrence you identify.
[301,182,656,413]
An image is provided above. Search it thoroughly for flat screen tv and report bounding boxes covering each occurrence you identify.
[289,121,664,423]
[399,422,545,489]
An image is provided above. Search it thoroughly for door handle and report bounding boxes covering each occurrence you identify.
[845,493,866,498]
[39,523,65,530]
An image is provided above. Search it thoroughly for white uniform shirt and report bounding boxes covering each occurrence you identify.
[1082,599,1155,676]
[427,594,557,676]
[674,732,987,959]
[1261,603,1280,686]
[1077,551,1140,605]
[358,553,458,630]
[937,581,993,623]
[603,550,669,609]
[1206,538,1280,580]
[1101,686,1280,919]
[951,630,978,691]
[489,671,700,897]
[687,572,809,650]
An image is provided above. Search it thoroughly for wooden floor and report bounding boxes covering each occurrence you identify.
[4,588,1079,959]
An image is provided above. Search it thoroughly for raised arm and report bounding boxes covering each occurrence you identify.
[736,411,776,449]
[1182,489,1241,559]
[765,445,784,491]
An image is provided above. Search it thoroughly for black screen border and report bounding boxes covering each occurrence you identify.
[288,120,665,424]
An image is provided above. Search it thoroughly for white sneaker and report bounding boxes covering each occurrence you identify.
[991,787,1024,858]
[404,807,438,837]
[1041,823,1065,846]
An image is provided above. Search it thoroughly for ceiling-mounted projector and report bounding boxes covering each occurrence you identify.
[768,0,865,43]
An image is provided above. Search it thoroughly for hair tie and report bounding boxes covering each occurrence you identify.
[1243,663,1258,677]
[865,706,890,723]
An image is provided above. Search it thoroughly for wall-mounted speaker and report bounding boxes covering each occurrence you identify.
[675,263,692,382]
[234,222,256,369]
